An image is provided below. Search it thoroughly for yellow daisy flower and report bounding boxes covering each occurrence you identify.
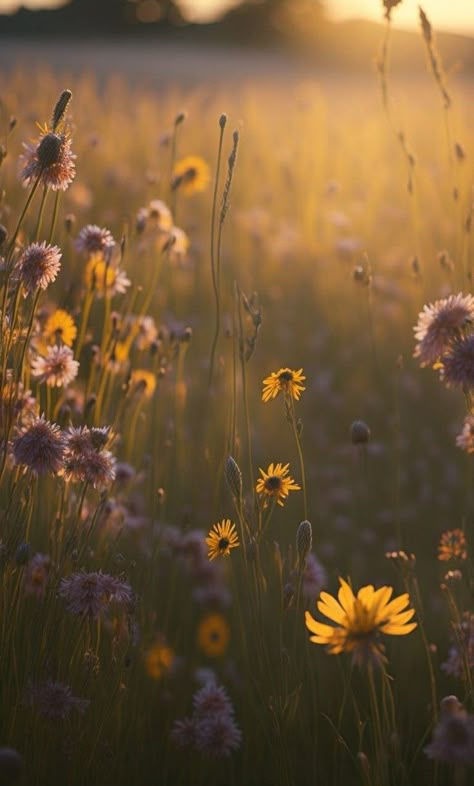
[171,155,210,196]
[144,638,175,680]
[197,613,230,658]
[261,368,306,402]
[205,519,239,561]
[84,254,130,298]
[130,369,157,400]
[305,577,417,667]
[256,462,301,507]
[43,309,77,347]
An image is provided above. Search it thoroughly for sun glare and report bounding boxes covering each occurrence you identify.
[329,0,474,35]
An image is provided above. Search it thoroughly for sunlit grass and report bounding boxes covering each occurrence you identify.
[0,30,473,786]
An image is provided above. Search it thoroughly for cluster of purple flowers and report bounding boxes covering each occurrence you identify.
[171,678,241,758]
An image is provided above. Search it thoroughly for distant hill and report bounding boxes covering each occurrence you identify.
[0,0,473,74]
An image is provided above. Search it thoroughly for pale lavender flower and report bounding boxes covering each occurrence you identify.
[16,242,61,295]
[75,224,115,256]
[414,293,474,367]
[80,449,116,491]
[425,696,474,766]
[31,345,79,388]
[26,680,89,721]
[20,130,76,191]
[170,717,196,750]
[193,682,234,718]
[456,416,474,453]
[194,713,242,758]
[440,335,474,389]
[12,415,65,475]
[59,570,133,618]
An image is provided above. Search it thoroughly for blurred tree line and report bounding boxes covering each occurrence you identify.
[0,0,325,41]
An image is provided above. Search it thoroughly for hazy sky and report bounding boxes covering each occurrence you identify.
[0,0,473,34]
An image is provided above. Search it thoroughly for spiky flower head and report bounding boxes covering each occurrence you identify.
[193,682,234,718]
[75,224,115,257]
[59,570,133,619]
[440,334,474,389]
[31,345,79,388]
[256,462,301,507]
[205,519,240,561]
[305,577,417,667]
[12,415,65,475]
[26,680,89,721]
[16,242,62,296]
[262,367,306,402]
[20,127,76,191]
[194,713,242,758]
[413,293,474,368]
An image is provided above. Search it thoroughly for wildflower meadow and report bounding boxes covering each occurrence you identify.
[0,4,473,785]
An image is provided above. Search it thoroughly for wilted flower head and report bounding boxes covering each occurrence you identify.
[413,293,474,368]
[59,570,133,618]
[31,345,79,388]
[25,680,89,721]
[75,224,115,257]
[20,128,76,191]
[16,242,62,296]
[424,696,474,766]
[12,415,65,475]
[382,0,403,21]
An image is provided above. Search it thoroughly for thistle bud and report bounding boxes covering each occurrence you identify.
[296,520,312,569]
[51,88,72,131]
[224,455,242,500]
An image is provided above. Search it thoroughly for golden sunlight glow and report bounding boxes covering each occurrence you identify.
[329,0,474,35]
[0,0,472,34]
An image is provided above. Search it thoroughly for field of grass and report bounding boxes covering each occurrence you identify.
[0,22,473,786]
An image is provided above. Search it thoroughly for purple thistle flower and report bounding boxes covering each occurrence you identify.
[58,570,133,619]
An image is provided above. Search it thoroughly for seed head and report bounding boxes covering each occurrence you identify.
[296,520,312,569]
[351,420,370,445]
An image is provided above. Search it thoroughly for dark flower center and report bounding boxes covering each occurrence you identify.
[37,133,63,168]
[265,476,282,491]
[218,537,229,550]
[278,371,293,383]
